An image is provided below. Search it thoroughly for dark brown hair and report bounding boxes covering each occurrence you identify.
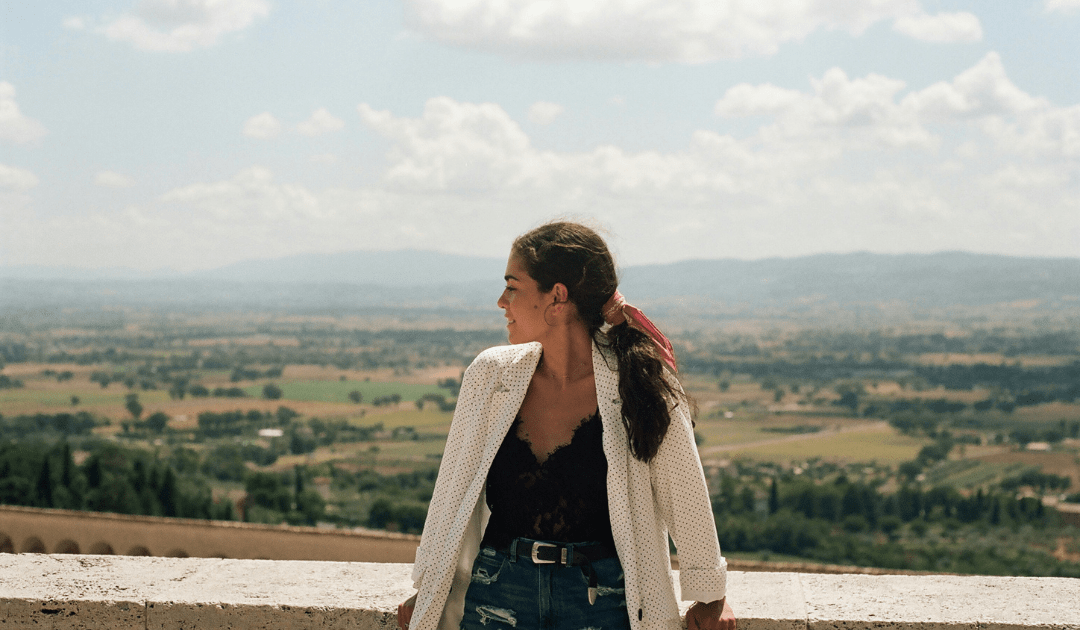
[512,221,679,462]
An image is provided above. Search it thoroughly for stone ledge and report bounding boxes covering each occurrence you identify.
[2,554,1079,629]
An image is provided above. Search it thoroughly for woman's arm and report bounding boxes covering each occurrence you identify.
[648,389,728,604]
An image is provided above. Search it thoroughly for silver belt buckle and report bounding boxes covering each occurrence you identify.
[531,542,563,564]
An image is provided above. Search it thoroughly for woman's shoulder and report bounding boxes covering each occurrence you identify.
[470,342,542,371]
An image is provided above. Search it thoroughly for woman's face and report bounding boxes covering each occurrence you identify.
[497,254,555,345]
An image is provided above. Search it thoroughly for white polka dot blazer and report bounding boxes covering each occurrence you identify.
[409,341,727,630]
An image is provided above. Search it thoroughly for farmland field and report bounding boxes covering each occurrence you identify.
[704,422,926,464]
[241,380,450,404]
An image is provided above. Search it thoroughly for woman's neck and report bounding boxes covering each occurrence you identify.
[537,323,593,386]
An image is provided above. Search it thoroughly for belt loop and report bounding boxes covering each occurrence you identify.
[564,542,574,567]
[509,539,519,563]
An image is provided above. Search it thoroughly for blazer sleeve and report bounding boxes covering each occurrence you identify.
[649,384,727,603]
[411,347,502,588]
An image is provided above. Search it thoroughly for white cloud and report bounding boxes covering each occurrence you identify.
[358,98,536,192]
[94,171,137,188]
[296,108,345,136]
[1045,0,1080,13]
[63,16,87,30]
[892,11,982,43]
[527,101,564,125]
[97,0,270,52]
[402,0,982,63]
[0,82,48,144]
[159,166,325,222]
[243,112,281,139]
[902,53,1044,119]
[716,69,935,149]
[0,163,40,191]
[310,153,338,165]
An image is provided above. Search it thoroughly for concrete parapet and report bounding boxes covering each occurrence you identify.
[2,554,1079,629]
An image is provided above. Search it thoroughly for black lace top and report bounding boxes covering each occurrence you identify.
[481,410,614,550]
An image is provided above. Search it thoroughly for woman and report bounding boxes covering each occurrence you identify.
[398,222,735,630]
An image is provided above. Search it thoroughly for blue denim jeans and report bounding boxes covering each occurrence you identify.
[460,541,631,630]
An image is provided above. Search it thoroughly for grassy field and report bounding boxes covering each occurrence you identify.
[706,423,926,464]
[921,459,1032,489]
[366,408,454,430]
[242,380,451,404]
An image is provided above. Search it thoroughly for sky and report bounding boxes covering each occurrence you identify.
[1,0,1079,272]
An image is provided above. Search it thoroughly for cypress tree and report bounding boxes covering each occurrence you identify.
[36,458,53,508]
[159,468,177,517]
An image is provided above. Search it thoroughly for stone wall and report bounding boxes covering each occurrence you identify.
[2,554,1079,630]
[0,504,419,562]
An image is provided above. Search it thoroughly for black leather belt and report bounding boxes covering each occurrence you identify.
[504,539,617,605]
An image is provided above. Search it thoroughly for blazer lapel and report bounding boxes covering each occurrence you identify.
[484,342,541,444]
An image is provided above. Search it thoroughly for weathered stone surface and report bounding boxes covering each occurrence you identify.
[800,573,1080,630]
[0,554,164,629]
[0,599,144,630]
[146,559,415,629]
[731,572,807,630]
[674,570,807,630]
[2,555,1079,630]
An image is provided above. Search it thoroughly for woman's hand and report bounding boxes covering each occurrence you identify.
[398,592,418,630]
[685,598,736,630]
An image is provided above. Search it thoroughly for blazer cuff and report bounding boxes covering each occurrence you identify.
[411,550,425,587]
[677,562,727,603]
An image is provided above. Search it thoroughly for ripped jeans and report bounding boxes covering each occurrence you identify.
[460,542,631,630]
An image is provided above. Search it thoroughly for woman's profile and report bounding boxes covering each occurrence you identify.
[398,221,735,630]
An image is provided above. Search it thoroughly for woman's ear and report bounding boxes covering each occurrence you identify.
[551,283,569,305]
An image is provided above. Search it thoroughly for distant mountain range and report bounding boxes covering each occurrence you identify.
[3,251,1079,321]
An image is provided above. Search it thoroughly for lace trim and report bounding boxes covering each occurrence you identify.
[513,409,600,464]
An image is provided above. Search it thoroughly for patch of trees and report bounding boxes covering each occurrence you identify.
[243,467,324,526]
[710,474,1078,577]
[680,330,1080,361]
[202,443,280,481]
[437,376,462,397]
[179,384,248,398]
[912,361,1080,399]
[0,411,98,440]
[416,393,456,412]
[0,342,32,363]
[40,369,75,382]
[307,418,385,445]
[0,440,233,521]
[324,466,438,533]
[682,357,910,383]
[371,394,402,407]
[683,355,1080,408]
[999,470,1072,493]
[0,374,24,389]
[231,365,284,382]
[195,408,296,439]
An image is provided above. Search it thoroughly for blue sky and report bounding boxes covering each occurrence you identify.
[1,0,1079,271]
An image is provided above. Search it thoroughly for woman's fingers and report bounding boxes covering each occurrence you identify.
[720,599,736,630]
[398,597,416,630]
